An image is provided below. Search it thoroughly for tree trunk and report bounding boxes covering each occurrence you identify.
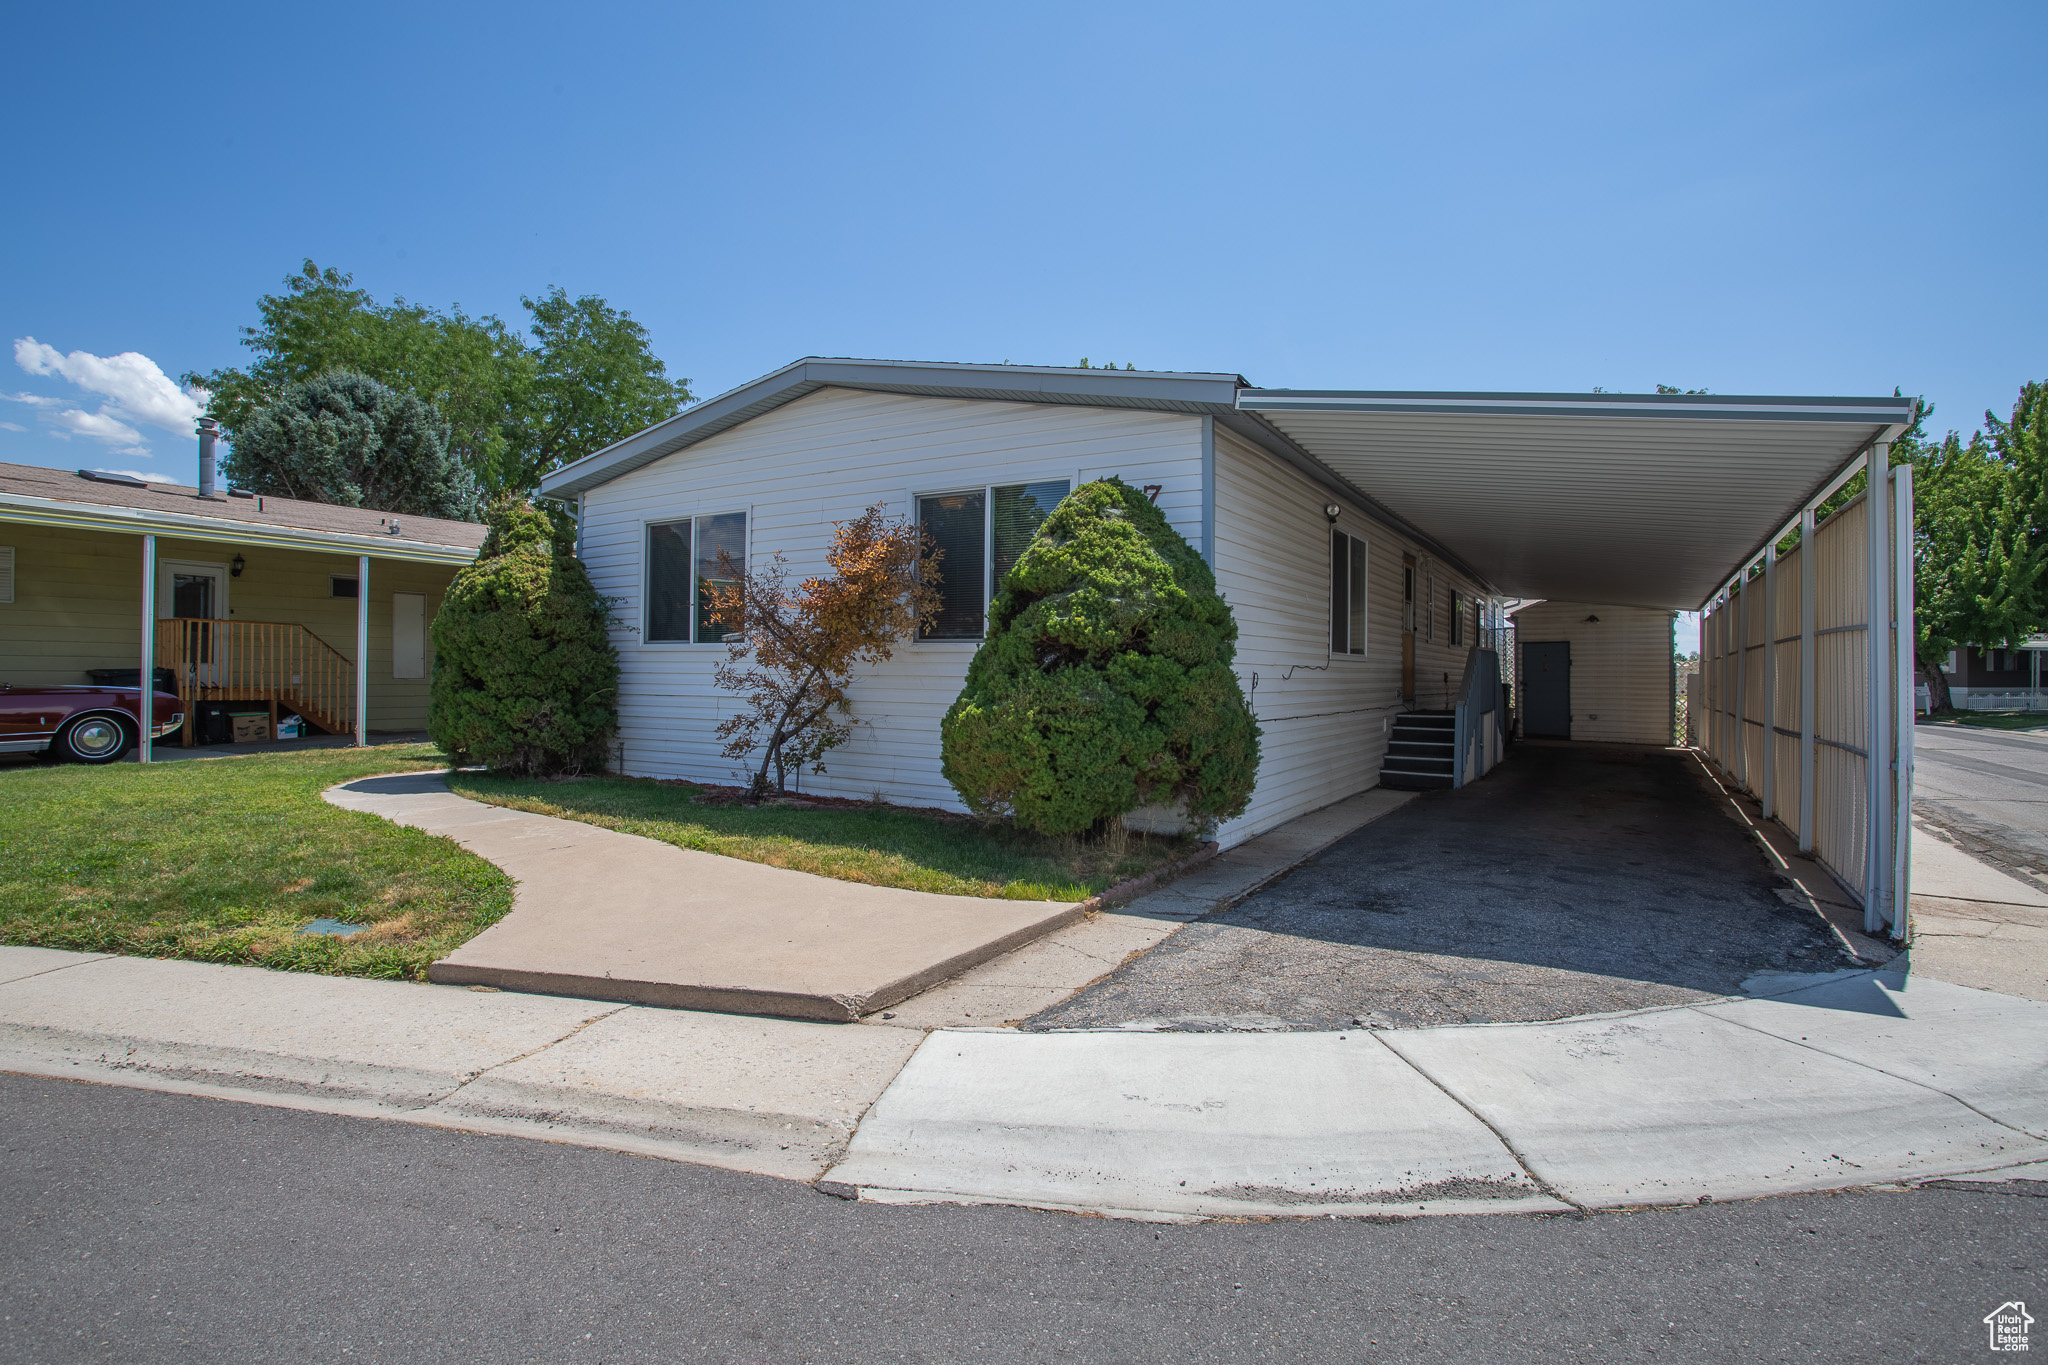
[1916,649,1954,715]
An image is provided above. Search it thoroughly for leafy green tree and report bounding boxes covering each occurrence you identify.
[429,497,620,776]
[941,477,1260,835]
[224,370,479,520]
[517,286,694,491]
[189,262,533,492]
[188,261,691,498]
[1903,384,2048,711]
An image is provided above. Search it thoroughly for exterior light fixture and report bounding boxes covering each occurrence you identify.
[1323,503,1341,522]
[230,554,245,578]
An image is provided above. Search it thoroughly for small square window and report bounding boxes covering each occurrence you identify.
[330,575,359,599]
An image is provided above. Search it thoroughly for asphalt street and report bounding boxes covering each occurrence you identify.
[1914,721,2048,880]
[3,1072,2041,1364]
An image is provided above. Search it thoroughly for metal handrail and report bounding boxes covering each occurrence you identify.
[1450,646,1502,787]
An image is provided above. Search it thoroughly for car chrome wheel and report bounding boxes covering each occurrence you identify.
[60,715,131,764]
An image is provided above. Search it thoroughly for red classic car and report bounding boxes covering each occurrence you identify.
[0,682,184,764]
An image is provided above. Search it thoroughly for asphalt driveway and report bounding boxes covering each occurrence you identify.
[1030,742,1853,1030]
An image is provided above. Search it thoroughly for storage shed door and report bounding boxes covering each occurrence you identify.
[1522,640,1571,738]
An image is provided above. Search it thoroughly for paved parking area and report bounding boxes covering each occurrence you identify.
[1029,743,1853,1030]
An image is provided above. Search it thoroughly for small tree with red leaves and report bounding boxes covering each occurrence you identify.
[705,506,941,796]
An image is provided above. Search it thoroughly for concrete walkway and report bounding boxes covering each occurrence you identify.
[324,773,1085,1022]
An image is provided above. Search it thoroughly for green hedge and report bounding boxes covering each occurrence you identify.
[941,477,1260,834]
[429,498,619,775]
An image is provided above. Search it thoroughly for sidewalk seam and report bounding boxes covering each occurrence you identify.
[1366,1030,1586,1213]
[0,954,114,989]
[431,1002,632,1101]
[1693,1003,2048,1142]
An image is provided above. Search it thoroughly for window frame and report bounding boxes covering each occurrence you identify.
[1329,527,1370,659]
[1449,589,1464,647]
[641,509,751,647]
[912,472,1077,643]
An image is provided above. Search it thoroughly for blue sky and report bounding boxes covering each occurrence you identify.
[3,2,2041,540]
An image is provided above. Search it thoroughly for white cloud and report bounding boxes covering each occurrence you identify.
[84,468,177,483]
[10,337,207,457]
[2,391,149,454]
[0,420,25,432]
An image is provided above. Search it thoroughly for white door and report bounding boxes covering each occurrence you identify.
[156,559,231,685]
[392,592,426,679]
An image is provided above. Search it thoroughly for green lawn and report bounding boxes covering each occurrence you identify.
[1927,712,2048,731]
[447,772,1196,902]
[0,744,511,980]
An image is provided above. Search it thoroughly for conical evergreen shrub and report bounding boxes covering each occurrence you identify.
[940,477,1260,834]
[429,497,619,775]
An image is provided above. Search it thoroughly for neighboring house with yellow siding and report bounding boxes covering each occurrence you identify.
[0,461,483,753]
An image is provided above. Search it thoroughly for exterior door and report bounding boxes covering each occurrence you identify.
[1401,554,1416,701]
[1522,640,1571,738]
[156,560,230,679]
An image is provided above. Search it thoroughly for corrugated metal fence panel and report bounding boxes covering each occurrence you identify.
[1812,494,1868,898]
[1741,575,1768,791]
[1771,542,1803,836]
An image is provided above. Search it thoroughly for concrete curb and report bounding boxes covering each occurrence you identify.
[823,969,2048,1218]
[7,944,2042,1222]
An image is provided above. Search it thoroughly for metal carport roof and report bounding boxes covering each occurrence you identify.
[1235,390,1917,610]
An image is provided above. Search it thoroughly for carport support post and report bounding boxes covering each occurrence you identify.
[1798,507,1817,853]
[1892,464,1915,939]
[1864,443,1895,934]
[1760,544,1778,820]
[1733,572,1748,792]
[355,554,370,747]
[138,533,155,764]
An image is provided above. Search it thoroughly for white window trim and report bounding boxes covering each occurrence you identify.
[911,472,1078,644]
[639,509,750,647]
[1329,527,1370,660]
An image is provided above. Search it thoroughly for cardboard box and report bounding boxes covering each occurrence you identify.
[230,713,270,744]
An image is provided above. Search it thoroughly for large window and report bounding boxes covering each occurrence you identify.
[1330,529,1367,656]
[919,479,1070,639]
[1449,589,1465,646]
[646,511,748,643]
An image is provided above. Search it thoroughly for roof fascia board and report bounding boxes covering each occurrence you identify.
[541,358,1249,498]
[1238,390,1918,425]
[0,493,479,565]
[1212,409,1500,594]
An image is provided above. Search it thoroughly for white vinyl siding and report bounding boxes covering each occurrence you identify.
[1210,428,1483,845]
[578,387,1204,808]
[1509,601,1674,745]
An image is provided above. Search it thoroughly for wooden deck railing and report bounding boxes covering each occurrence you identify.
[155,618,355,745]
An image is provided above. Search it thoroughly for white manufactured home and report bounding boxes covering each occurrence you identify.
[543,359,1918,935]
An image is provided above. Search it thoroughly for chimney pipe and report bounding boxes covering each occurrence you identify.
[197,417,222,499]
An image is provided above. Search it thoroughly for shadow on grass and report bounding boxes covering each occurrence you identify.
[445,772,1194,902]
